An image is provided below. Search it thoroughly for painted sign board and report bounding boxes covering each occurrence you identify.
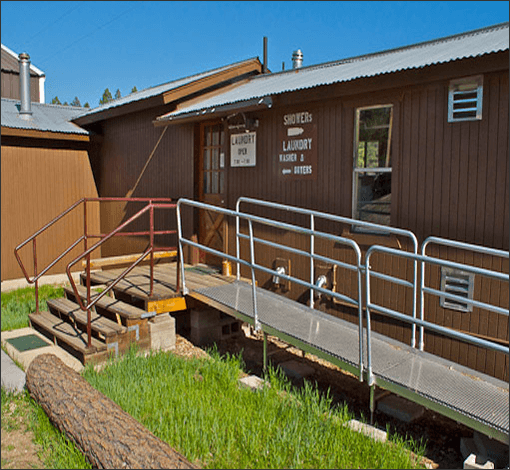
[231,132,256,167]
[277,111,317,180]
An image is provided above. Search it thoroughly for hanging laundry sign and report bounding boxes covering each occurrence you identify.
[231,132,256,167]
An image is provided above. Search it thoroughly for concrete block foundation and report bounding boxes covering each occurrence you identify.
[189,308,242,346]
[149,313,176,352]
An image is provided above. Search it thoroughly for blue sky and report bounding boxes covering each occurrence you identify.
[2,1,508,108]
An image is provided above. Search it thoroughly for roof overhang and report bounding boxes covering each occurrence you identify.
[1,126,90,142]
[162,59,262,104]
[74,58,263,127]
[154,96,273,126]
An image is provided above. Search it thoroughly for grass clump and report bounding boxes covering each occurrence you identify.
[1,284,64,331]
[83,346,425,469]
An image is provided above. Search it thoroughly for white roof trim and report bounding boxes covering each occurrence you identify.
[1,43,45,76]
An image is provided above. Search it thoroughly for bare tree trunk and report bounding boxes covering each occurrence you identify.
[26,354,198,469]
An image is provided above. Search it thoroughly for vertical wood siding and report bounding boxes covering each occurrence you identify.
[91,107,194,257]
[222,68,508,380]
[1,141,100,281]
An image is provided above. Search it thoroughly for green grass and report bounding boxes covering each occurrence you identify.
[1,285,64,331]
[83,346,425,469]
[1,387,91,469]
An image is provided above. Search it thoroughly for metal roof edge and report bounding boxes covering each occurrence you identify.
[248,21,510,79]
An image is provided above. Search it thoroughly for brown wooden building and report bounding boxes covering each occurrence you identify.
[73,23,508,380]
[1,99,99,281]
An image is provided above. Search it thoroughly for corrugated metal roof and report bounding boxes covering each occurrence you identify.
[1,98,89,134]
[1,44,45,76]
[158,22,509,122]
[73,57,260,119]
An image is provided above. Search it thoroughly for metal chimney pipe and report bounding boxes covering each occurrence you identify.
[262,36,268,73]
[18,52,32,117]
[292,49,303,69]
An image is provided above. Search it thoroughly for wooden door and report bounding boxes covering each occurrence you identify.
[197,122,226,265]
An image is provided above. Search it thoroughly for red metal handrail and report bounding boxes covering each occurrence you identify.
[14,197,179,348]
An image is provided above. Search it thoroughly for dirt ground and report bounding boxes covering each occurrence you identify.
[2,332,472,469]
[1,399,44,469]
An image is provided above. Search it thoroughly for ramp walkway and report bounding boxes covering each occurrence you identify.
[177,198,509,444]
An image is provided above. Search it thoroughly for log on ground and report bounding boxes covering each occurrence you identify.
[26,353,197,469]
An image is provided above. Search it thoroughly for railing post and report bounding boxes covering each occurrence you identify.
[84,200,92,348]
[247,220,260,331]
[33,239,39,314]
[309,214,315,309]
[149,202,154,297]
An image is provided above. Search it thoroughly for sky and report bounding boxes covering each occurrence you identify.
[1,1,508,108]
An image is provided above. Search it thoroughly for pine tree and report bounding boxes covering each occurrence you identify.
[84,102,90,108]
[51,96,62,105]
[114,89,121,100]
[71,96,81,107]
[130,86,138,94]
[99,88,113,105]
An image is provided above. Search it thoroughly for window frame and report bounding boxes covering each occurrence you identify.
[447,75,483,123]
[351,104,394,232]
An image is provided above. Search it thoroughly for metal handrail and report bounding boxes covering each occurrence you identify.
[65,201,178,348]
[419,236,509,350]
[235,197,421,346]
[176,198,366,381]
[364,244,510,386]
[14,197,178,348]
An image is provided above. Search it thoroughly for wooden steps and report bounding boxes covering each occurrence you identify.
[64,285,145,321]
[29,311,108,364]
[47,297,126,338]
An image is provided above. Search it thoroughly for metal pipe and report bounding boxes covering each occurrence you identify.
[18,52,32,117]
[262,36,268,74]
[248,219,260,331]
[309,214,315,309]
[176,202,188,295]
[263,331,268,374]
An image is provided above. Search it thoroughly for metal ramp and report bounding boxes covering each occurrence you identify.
[192,280,509,442]
[177,197,509,444]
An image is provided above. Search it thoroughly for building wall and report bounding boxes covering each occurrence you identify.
[219,59,508,380]
[1,70,41,102]
[1,137,100,281]
[88,106,195,258]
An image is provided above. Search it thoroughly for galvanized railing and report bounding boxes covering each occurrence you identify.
[14,197,178,348]
[364,244,509,386]
[177,198,367,380]
[236,197,420,345]
[420,236,509,351]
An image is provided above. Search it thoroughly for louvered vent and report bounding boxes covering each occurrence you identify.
[440,267,474,312]
[448,75,483,122]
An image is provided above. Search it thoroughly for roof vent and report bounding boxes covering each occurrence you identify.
[18,52,32,118]
[292,49,303,69]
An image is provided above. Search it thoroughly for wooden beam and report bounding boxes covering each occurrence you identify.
[81,250,177,269]
[162,59,262,104]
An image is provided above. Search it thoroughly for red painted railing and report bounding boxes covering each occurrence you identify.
[14,197,179,349]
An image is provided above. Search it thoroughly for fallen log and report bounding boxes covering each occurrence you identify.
[26,354,197,469]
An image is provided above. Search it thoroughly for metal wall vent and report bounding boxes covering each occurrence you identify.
[448,75,483,122]
[440,267,475,312]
